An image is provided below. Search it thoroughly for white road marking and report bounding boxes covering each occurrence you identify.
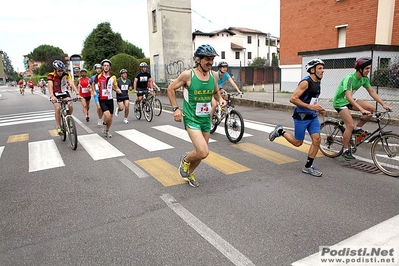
[153,125,216,143]
[292,214,399,265]
[78,134,124,161]
[72,115,94,134]
[28,139,65,172]
[119,158,148,178]
[161,194,256,266]
[116,129,173,151]
[213,125,253,138]
[0,146,4,158]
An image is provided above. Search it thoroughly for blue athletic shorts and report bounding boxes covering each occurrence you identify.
[293,117,320,140]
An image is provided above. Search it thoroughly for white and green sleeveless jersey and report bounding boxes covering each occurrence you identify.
[182,69,215,124]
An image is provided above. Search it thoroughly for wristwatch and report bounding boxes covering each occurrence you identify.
[172,107,179,112]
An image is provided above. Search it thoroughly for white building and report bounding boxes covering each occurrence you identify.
[192,27,279,67]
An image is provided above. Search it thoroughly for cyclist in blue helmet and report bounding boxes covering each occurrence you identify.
[167,44,227,187]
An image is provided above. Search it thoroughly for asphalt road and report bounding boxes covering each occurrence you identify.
[1,86,399,266]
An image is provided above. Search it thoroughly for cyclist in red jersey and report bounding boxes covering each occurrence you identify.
[27,77,34,94]
[48,60,80,135]
[76,68,92,122]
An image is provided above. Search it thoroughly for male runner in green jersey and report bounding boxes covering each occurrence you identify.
[168,44,227,187]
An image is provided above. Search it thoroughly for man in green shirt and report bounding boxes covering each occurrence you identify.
[167,44,227,187]
[333,57,392,160]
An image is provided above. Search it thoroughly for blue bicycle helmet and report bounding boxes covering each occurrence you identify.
[52,60,65,70]
[194,44,219,58]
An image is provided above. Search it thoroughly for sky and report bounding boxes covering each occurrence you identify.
[0,0,280,73]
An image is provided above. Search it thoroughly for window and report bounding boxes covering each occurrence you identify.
[248,52,252,60]
[247,36,252,44]
[235,52,240,59]
[152,10,157,32]
[379,58,390,68]
[335,24,348,48]
[322,58,356,69]
[221,51,226,59]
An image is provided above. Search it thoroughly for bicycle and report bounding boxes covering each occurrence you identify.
[319,110,399,177]
[210,92,245,143]
[55,98,80,150]
[147,88,162,116]
[134,91,153,122]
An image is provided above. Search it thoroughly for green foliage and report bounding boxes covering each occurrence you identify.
[248,57,267,67]
[123,41,145,59]
[28,45,66,62]
[1,51,19,81]
[109,53,139,81]
[372,59,399,88]
[82,22,124,69]
[272,53,279,67]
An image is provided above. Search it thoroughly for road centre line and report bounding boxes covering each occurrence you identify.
[160,193,256,266]
[72,115,94,134]
[119,158,149,178]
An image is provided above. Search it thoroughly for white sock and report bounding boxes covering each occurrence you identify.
[354,126,362,130]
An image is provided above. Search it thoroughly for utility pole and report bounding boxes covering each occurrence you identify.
[267,33,271,67]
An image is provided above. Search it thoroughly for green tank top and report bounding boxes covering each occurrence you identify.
[183,69,215,123]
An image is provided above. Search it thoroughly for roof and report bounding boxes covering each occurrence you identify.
[231,42,245,50]
[228,27,268,36]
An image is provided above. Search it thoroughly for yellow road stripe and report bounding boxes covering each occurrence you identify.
[49,129,58,137]
[7,133,29,143]
[233,143,297,164]
[273,138,324,157]
[203,151,251,175]
[135,157,186,187]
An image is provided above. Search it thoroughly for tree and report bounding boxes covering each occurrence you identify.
[123,41,145,59]
[1,51,19,81]
[248,57,267,67]
[82,22,124,69]
[109,53,139,82]
[28,45,66,62]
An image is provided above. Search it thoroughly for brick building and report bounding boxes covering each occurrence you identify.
[280,0,399,92]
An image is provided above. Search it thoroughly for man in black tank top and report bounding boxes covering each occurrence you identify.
[269,59,326,177]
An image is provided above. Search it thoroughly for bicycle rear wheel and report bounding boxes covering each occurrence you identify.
[134,102,141,120]
[143,101,153,122]
[371,133,399,177]
[319,121,344,157]
[66,116,78,150]
[224,110,244,143]
[152,98,162,116]
[60,116,67,141]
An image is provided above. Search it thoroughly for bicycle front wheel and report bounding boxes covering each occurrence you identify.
[152,98,162,116]
[143,102,153,122]
[224,110,244,143]
[371,133,399,177]
[319,121,344,157]
[66,116,78,150]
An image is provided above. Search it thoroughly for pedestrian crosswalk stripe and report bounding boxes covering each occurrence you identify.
[78,134,124,160]
[119,158,149,178]
[28,139,65,172]
[135,157,186,186]
[7,133,29,143]
[153,125,216,143]
[203,151,251,175]
[212,126,252,138]
[49,130,59,137]
[116,129,173,151]
[272,138,324,157]
[245,121,276,133]
[0,146,4,159]
[72,115,94,134]
[233,143,298,164]
[0,110,54,127]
